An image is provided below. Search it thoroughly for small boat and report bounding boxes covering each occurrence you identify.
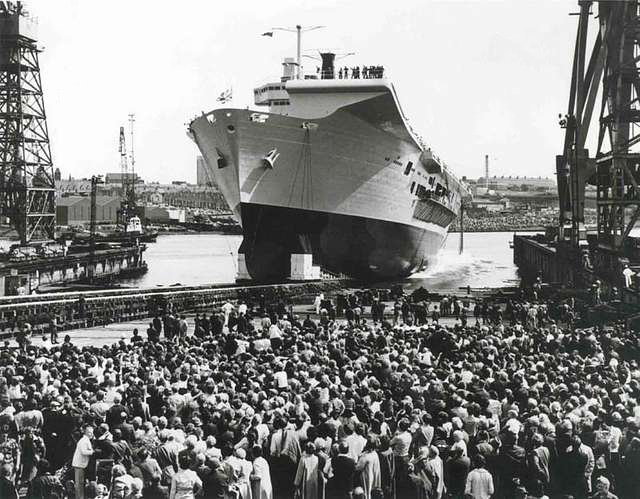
[61,217,159,244]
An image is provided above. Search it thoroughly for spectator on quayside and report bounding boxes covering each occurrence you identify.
[0,287,638,498]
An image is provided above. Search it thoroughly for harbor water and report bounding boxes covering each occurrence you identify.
[115,231,521,291]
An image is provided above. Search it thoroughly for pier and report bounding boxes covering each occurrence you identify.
[0,244,147,296]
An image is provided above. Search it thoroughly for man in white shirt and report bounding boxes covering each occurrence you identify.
[274,368,288,390]
[314,293,324,315]
[623,264,635,288]
[72,425,94,499]
[465,455,494,499]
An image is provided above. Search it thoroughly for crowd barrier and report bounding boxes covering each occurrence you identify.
[0,279,350,340]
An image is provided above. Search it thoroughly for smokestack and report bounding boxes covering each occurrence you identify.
[485,155,489,189]
[319,52,336,79]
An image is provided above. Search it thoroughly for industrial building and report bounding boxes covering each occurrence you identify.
[56,196,120,225]
[105,172,142,186]
[475,176,556,192]
[140,206,186,224]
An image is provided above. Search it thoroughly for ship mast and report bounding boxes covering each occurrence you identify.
[272,25,324,79]
[296,25,301,79]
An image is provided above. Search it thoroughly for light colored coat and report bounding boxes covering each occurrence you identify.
[252,457,272,499]
[295,454,319,499]
[355,451,381,499]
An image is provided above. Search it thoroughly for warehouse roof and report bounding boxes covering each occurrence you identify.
[57,196,120,207]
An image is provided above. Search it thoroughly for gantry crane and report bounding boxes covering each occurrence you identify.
[557,0,640,271]
[0,1,56,244]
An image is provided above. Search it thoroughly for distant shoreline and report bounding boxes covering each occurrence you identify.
[449,227,547,233]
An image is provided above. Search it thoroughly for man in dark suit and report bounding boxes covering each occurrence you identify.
[326,442,356,499]
[496,429,526,498]
[205,457,231,499]
[445,444,470,498]
[142,474,169,499]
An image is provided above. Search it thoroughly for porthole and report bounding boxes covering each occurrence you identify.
[227,125,236,133]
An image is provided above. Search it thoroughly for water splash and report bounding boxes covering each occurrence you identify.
[405,232,518,291]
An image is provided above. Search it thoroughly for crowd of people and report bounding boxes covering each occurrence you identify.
[449,212,559,233]
[1,283,333,347]
[324,66,385,80]
[0,286,638,499]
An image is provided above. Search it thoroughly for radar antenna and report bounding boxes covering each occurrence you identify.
[270,25,325,79]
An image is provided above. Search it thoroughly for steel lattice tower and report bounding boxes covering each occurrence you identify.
[0,2,55,244]
[595,1,640,250]
[556,0,640,254]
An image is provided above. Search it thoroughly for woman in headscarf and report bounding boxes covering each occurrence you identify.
[355,435,381,499]
[294,441,320,499]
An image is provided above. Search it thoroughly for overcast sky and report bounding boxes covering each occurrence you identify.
[27,0,580,183]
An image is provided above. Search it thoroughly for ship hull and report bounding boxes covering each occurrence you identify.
[239,202,445,281]
[190,89,463,282]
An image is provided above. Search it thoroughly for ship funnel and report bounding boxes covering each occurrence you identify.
[320,52,335,79]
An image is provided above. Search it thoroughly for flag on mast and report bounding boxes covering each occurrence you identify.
[216,88,232,104]
[262,31,274,37]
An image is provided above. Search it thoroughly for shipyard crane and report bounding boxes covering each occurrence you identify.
[556,0,640,277]
[87,175,103,282]
[0,1,56,244]
[117,124,137,230]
